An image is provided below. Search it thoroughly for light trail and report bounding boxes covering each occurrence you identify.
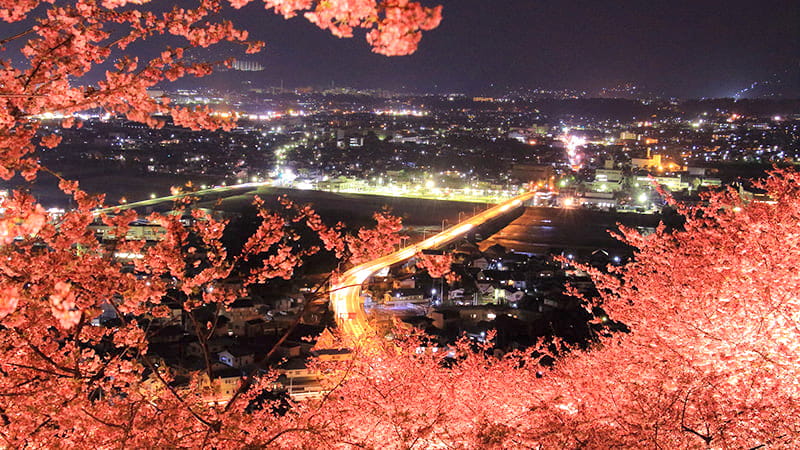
[331,191,536,340]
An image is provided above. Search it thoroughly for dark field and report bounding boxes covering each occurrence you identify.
[194,186,489,229]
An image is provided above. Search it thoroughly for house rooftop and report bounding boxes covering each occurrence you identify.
[221,346,254,358]
[211,367,242,379]
[280,357,310,371]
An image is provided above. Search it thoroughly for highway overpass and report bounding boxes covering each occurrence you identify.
[330,191,536,341]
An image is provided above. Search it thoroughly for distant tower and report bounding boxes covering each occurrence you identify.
[231,59,264,72]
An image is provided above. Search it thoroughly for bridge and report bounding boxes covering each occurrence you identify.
[330,191,536,340]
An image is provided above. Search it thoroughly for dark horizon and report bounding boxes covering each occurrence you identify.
[203,0,800,98]
[5,0,795,97]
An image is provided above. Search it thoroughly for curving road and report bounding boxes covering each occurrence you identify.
[98,184,534,341]
[330,191,536,340]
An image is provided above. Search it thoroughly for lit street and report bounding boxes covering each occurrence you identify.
[331,191,536,340]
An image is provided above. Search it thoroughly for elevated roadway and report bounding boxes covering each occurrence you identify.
[331,191,536,340]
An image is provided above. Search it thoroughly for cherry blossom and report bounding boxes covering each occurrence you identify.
[0,0,443,446]
[346,210,404,265]
[5,0,796,447]
[415,251,453,279]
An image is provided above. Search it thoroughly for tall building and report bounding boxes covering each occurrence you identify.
[230,59,264,72]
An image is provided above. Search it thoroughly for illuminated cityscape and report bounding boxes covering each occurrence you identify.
[35,89,800,213]
[18,86,798,403]
[1,0,799,446]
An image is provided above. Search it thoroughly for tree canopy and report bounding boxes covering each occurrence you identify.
[1,0,799,448]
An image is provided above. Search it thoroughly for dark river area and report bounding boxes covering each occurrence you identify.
[211,190,664,258]
[12,169,664,257]
[194,190,663,256]
[478,206,662,257]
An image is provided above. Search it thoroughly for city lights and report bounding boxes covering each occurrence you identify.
[3,0,797,446]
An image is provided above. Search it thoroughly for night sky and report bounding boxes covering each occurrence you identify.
[224,0,798,97]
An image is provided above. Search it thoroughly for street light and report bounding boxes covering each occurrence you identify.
[441,219,449,231]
